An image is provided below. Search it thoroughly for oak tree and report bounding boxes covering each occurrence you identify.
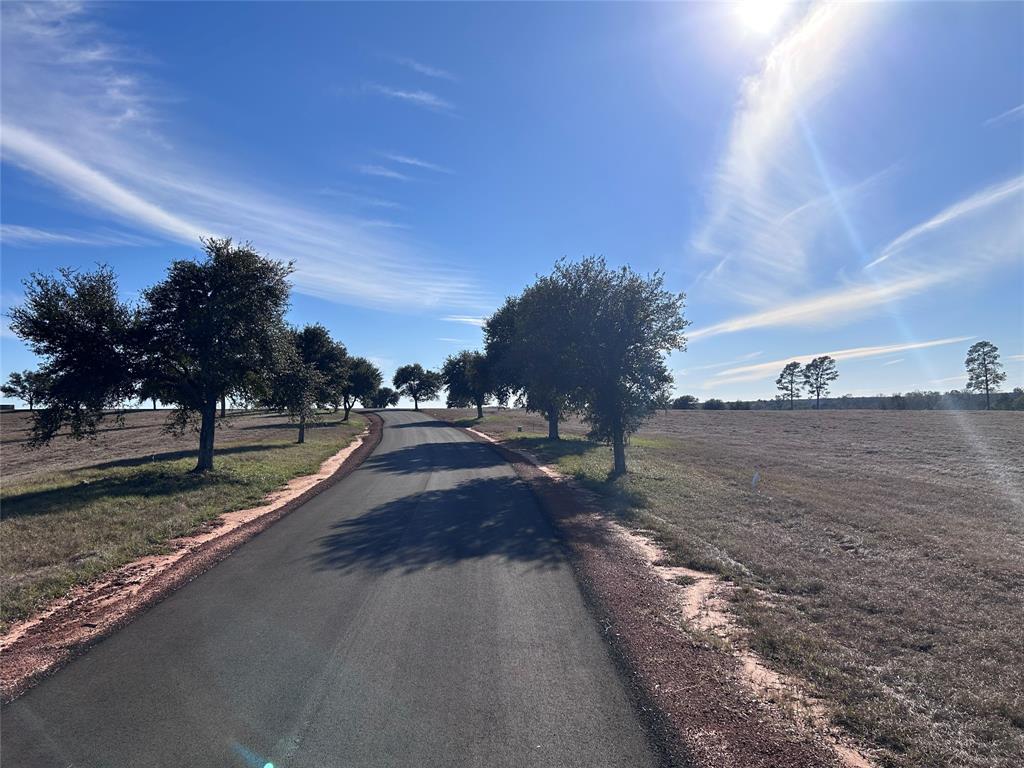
[393,363,441,411]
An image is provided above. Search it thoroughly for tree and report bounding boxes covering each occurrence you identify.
[393,363,441,410]
[8,265,137,445]
[365,386,400,409]
[965,340,1006,410]
[1,370,49,411]
[341,357,381,419]
[137,238,292,471]
[672,395,699,410]
[442,350,493,419]
[485,276,583,440]
[775,361,803,410]
[703,398,726,410]
[802,356,839,410]
[259,324,344,443]
[558,258,688,475]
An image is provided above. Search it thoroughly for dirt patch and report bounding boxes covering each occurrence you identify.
[0,413,383,703]
[463,424,865,768]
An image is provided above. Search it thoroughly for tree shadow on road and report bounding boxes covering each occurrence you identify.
[361,440,507,476]
[311,476,585,574]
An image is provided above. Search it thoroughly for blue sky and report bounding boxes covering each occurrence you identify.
[2,1,1022,406]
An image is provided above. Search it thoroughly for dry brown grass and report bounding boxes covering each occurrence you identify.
[1,409,365,631]
[429,407,1024,768]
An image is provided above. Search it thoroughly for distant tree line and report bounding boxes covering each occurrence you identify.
[393,257,687,474]
[667,341,1019,412]
[5,239,396,472]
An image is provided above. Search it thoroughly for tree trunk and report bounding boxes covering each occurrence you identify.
[194,397,217,472]
[986,387,991,410]
[298,412,306,444]
[547,411,560,441]
[413,395,419,411]
[220,395,227,418]
[28,397,34,411]
[152,398,157,410]
[611,425,626,476]
[476,398,484,419]
[789,394,794,410]
[343,396,352,421]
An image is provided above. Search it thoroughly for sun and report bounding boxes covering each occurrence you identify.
[734,0,790,36]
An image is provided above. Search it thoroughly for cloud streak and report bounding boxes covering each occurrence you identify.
[688,271,952,340]
[441,315,486,327]
[366,83,454,113]
[380,152,452,174]
[394,57,456,82]
[692,4,875,303]
[357,164,411,181]
[0,3,483,313]
[866,176,1024,269]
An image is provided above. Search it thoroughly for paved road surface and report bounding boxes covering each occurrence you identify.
[3,411,656,767]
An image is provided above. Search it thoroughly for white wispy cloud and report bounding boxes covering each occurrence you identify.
[366,83,454,112]
[394,57,456,82]
[1008,354,1024,362]
[866,175,1024,269]
[0,3,482,312]
[688,271,952,340]
[881,358,904,366]
[707,336,973,386]
[692,3,875,303]
[380,152,452,174]
[1,223,153,247]
[441,315,486,327]
[679,350,764,374]
[985,103,1024,127]
[437,337,474,344]
[357,164,411,181]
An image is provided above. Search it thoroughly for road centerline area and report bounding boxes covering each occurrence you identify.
[3,410,656,767]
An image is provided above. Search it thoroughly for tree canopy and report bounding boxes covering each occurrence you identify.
[0,369,50,411]
[965,340,1006,410]
[341,357,382,419]
[441,350,493,418]
[776,361,803,410]
[393,363,441,410]
[802,356,839,410]
[259,324,347,443]
[485,276,580,440]
[9,239,293,471]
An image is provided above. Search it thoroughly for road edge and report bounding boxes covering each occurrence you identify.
[0,412,384,704]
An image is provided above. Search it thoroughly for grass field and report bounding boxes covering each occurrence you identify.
[0,409,365,632]
[428,407,1024,768]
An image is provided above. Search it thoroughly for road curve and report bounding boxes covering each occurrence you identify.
[3,410,656,767]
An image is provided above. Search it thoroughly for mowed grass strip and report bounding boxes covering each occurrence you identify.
[1,412,365,632]
[429,408,1024,768]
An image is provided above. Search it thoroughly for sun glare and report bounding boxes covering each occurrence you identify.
[734,0,790,36]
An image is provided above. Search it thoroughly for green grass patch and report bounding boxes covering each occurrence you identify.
[0,414,365,631]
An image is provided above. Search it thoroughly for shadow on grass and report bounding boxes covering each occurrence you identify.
[3,462,255,520]
[312,476,603,574]
[237,418,352,431]
[506,436,650,512]
[68,442,286,474]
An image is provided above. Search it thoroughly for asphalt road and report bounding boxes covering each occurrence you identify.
[3,410,656,767]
